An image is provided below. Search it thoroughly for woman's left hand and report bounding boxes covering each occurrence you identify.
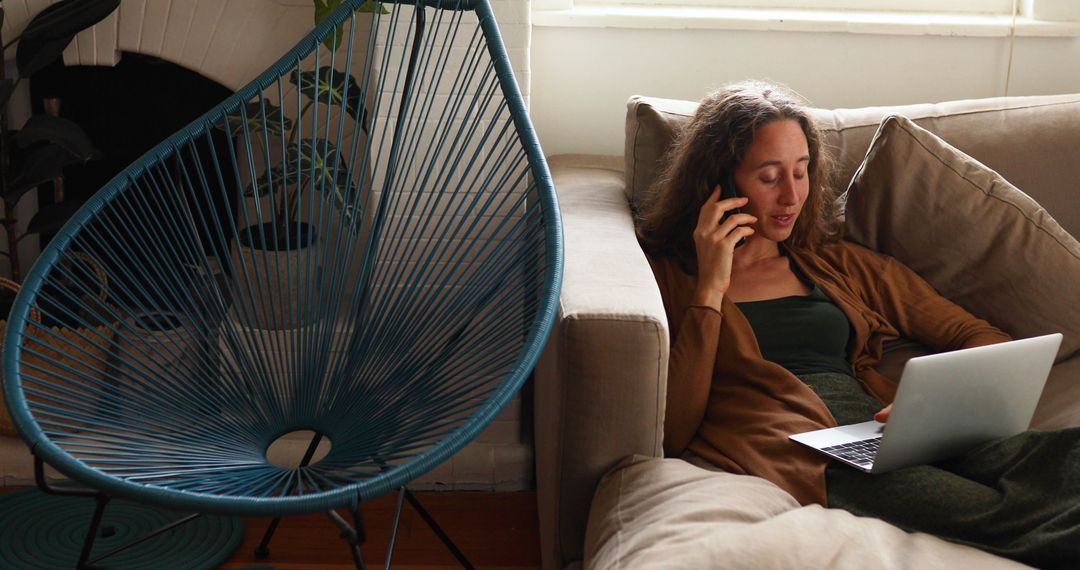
[874,404,892,423]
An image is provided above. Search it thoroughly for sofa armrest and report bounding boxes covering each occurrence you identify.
[535,154,670,570]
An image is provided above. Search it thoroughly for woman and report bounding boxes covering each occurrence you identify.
[636,80,1079,568]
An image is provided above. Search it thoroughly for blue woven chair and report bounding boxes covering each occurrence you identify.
[2,0,561,567]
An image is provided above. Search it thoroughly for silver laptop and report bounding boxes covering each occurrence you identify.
[789,333,1062,474]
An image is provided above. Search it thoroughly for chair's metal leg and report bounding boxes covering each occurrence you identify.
[34,454,107,569]
[76,494,110,570]
[86,514,201,566]
[34,455,203,568]
[348,541,367,570]
[256,432,325,559]
[34,455,97,497]
[352,505,368,570]
[253,517,282,559]
[384,487,408,570]
[327,507,367,570]
[403,489,475,570]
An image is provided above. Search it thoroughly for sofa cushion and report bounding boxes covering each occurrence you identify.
[843,114,1080,361]
[624,96,698,207]
[1034,354,1080,429]
[624,94,1080,239]
[585,456,1030,569]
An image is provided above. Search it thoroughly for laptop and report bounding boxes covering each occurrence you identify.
[789,333,1062,473]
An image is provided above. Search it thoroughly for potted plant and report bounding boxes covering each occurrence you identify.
[220,0,381,331]
[0,0,120,281]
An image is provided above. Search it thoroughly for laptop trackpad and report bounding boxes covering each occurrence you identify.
[790,421,883,449]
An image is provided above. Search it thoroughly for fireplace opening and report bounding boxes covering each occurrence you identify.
[34,51,236,241]
[29,53,238,317]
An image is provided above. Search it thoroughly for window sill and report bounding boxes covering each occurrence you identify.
[531,5,1080,37]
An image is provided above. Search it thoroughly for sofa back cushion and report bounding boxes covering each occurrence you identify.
[843,114,1080,359]
[624,93,1080,238]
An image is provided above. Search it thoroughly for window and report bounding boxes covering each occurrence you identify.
[533,0,1080,36]
[575,0,1017,15]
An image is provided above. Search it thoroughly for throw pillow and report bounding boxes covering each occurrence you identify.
[624,95,698,208]
[843,114,1080,358]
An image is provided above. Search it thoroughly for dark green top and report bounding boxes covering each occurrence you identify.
[737,284,852,376]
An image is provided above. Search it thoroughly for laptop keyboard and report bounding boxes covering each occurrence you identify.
[822,437,882,468]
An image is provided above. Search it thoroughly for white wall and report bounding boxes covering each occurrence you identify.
[531,26,1080,156]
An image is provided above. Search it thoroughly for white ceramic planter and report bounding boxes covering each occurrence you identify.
[106,311,213,419]
[229,222,321,331]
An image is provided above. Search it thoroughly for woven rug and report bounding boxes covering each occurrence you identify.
[0,488,244,569]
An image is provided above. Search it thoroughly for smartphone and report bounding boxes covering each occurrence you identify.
[718,171,748,248]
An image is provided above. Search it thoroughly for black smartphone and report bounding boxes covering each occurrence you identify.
[717,171,747,248]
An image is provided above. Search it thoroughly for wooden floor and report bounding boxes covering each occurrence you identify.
[223,491,541,570]
[1,487,541,569]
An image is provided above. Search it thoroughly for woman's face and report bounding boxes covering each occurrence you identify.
[731,119,811,244]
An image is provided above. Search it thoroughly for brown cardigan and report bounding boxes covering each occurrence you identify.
[650,240,1010,506]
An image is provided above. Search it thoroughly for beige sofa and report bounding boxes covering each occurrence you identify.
[535,93,1080,569]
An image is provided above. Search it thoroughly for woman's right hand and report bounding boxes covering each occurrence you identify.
[691,185,757,310]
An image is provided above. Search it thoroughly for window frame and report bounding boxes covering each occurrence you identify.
[573,0,1016,15]
[532,0,1080,37]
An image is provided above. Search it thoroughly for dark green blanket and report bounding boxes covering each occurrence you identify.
[800,372,1080,570]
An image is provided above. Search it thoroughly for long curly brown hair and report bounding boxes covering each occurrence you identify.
[636,81,841,273]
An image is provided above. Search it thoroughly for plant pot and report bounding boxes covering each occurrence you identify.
[229,222,321,330]
[106,311,214,421]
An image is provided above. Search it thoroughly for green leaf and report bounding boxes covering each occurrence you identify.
[26,200,86,236]
[357,0,390,15]
[21,0,119,41]
[5,144,89,204]
[313,0,334,22]
[221,101,295,138]
[240,118,366,228]
[290,67,369,130]
[293,139,367,232]
[16,0,120,78]
[327,176,369,234]
[0,79,16,116]
[249,139,351,204]
[314,0,388,51]
[302,139,351,195]
[15,35,69,79]
[15,115,98,160]
[314,0,344,52]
